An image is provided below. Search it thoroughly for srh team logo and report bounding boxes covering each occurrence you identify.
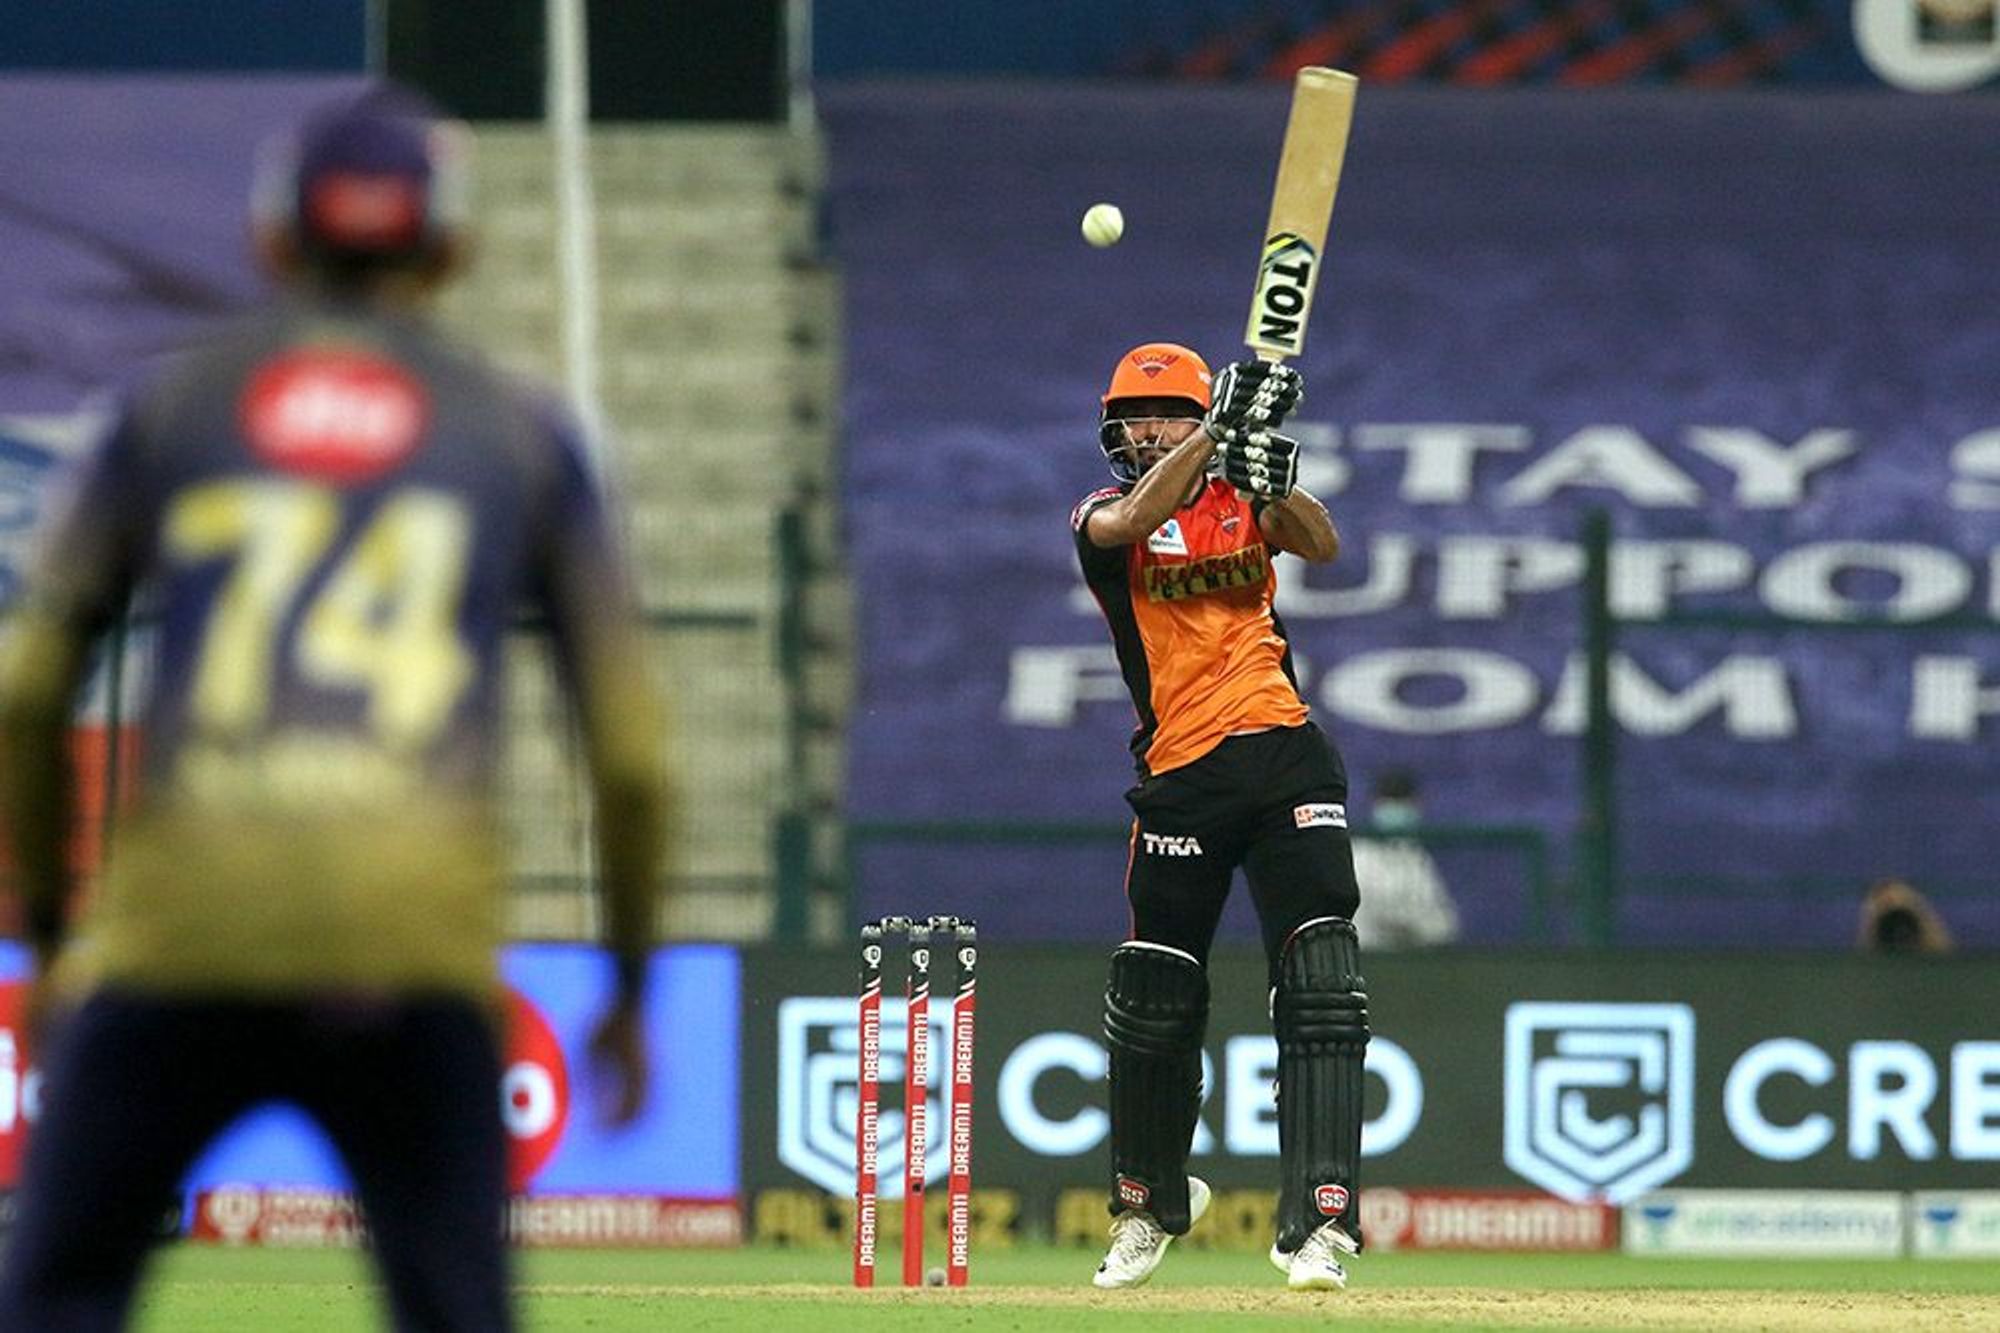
[777,996,956,1195]
[1503,1002,1694,1204]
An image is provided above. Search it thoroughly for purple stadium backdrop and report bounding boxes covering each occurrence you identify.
[822,83,2000,947]
[1,78,1995,949]
[0,78,367,414]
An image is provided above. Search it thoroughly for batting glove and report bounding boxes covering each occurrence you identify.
[1204,361,1304,441]
[1217,430,1299,500]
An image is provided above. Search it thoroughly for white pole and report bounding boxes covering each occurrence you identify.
[546,0,606,469]
[787,0,815,133]
[363,0,386,75]
[546,0,608,921]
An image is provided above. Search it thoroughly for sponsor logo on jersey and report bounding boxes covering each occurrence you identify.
[1219,512,1241,534]
[1143,545,1268,602]
[1117,1176,1151,1209]
[1294,803,1348,829]
[1315,1183,1351,1217]
[1142,833,1203,857]
[240,347,429,483]
[1146,519,1188,556]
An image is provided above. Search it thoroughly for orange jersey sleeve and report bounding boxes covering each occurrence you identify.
[1073,478,1309,776]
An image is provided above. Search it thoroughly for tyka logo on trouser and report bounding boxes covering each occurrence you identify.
[1141,833,1203,857]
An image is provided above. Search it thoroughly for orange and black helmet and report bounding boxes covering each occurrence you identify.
[1101,342,1212,411]
[1098,342,1211,482]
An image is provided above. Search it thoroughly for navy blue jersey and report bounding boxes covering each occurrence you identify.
[2,296,667,995]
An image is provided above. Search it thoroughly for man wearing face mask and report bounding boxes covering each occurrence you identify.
[1350,770,1460,950]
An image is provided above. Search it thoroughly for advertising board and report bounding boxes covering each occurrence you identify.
[0,941,742,1245]
[743,945,2000,1243]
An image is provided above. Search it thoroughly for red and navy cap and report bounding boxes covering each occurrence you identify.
[252,84,469,259]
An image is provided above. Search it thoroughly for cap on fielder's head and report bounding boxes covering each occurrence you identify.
[1101,343,1213,413]
[252,83,470,264]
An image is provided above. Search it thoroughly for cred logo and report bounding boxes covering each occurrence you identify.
[1503,1001,1694,1204]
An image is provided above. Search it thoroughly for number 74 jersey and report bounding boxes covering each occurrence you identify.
[5,303,664,995]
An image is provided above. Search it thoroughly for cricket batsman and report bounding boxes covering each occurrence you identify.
[1072,343,1367,1291]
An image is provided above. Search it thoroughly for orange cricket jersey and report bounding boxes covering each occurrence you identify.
[1072,477,1309,776]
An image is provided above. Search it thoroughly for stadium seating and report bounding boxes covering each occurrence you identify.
[442,124,848,943]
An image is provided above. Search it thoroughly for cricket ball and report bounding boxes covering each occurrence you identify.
[1081,203,1124,248]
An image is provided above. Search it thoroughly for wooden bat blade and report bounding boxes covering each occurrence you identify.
[1246,67,1358,362]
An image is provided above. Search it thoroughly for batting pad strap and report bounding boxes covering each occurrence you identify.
[1104,943,1208,1054]
[1278,916,1364,993]
[1275,989,1369,1050]
[1103,942,1207,1233]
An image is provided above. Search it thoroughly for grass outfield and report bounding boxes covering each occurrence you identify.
[131,1244,2000,1330]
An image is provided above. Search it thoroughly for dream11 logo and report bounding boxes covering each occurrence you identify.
[1504,1002,1695,1204]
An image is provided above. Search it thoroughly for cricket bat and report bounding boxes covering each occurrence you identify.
[1245,67,1359,364]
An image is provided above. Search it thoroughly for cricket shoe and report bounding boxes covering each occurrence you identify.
[1271,1220,1359,1291]
[1092,1176,1211,1289]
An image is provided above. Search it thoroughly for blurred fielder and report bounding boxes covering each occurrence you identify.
[1071,344,1367,1291]
[0,87,673,1330]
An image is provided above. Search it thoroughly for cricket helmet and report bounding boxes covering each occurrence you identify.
[1098,342,1212,482]
[252,84,470,262]
[1101,342,1213,411]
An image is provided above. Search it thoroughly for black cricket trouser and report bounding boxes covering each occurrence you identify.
[0,989,511,1333]
[1124,722,1360,983]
